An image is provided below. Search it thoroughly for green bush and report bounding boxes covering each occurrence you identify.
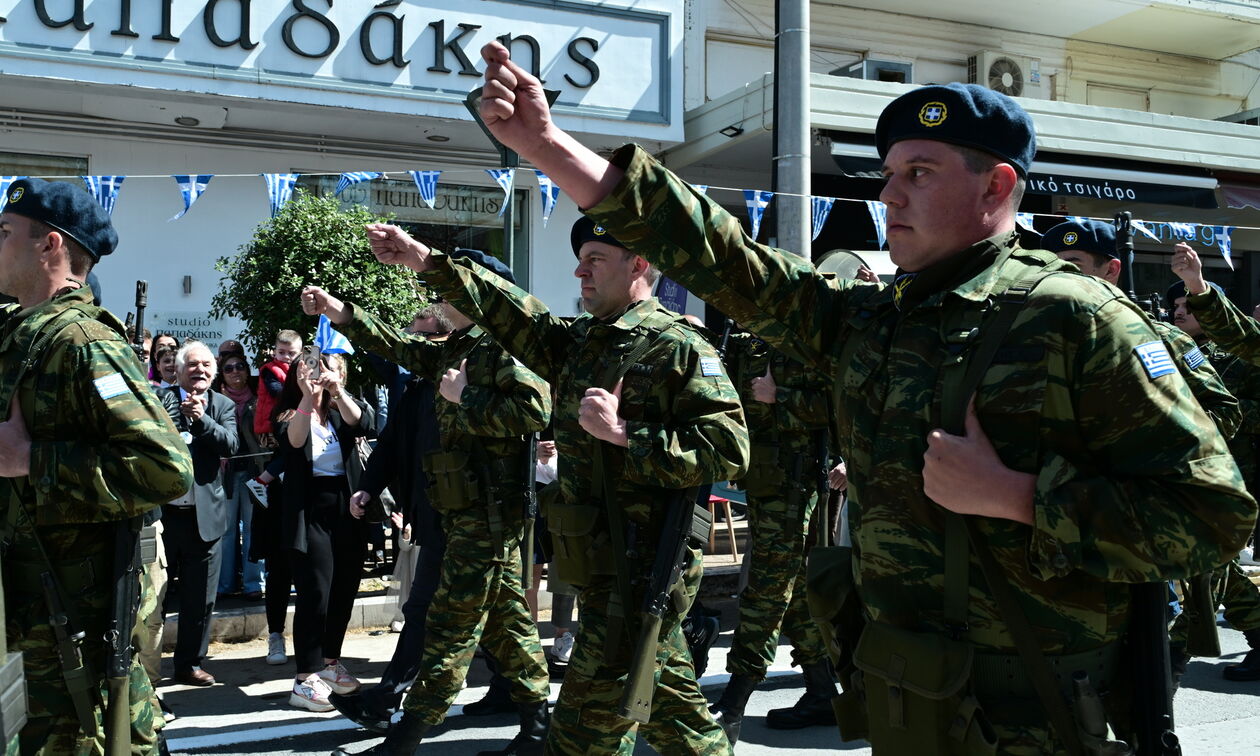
[210,190,422,389]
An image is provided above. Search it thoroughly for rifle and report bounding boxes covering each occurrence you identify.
[1182,572,1222,658]
[41,572,97,738]
[619,488,710,723]
[717,318,734,361]
[0,571,27,745]
[104,513,148,755]
[521,431,539,590]
[130,281,148,364]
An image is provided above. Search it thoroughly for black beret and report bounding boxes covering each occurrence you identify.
[875,83,1036,177]
[1166,279,1224,310]
[570,216,626,258]
[450,247,515,285]
[1043,220,1118,260]
[3,178,118,261]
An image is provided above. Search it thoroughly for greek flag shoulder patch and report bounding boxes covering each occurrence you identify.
[699,357,723,377]
[1183,346,1206,371]
[94,372,130,400]
[1135,341,1176,380]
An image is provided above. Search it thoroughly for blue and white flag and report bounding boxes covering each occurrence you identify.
[692,184,709,196]
[409,170,441,209]
[1132,219,1162,242]
[1016,213,1037,233]
[811,196,835,241]
[261,173,299,217]
[535,171,561,227]
[314,314,355,355]
[0,176,20,211]
[1169,222,1197,240]
[81,175,126,215]
[865,200,888,249]
[170,174,213,221]
[1214,226,1235,270]
[335,171,381,196]
[744,189,773,241]
[1067,215,1092,226]
[486,168,515,218]
[655,276,688,314]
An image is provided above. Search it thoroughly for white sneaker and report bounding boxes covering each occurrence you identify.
[318,661,361,695]
[245,478,270,508]
[266,633,287,665]
[290,673,334,712]
[551,631,574,664]
[389,620,405,633]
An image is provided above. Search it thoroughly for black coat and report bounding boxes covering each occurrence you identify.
[359,375,443,549]
[160,387,239,541]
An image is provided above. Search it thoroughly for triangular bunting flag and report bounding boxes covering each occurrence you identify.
[865,200,888,249]
[170,175,213,221]
[743,189,773,241]
[655,277,688,314]
[486,168,515,218]
[811,196,836,241]
[1016,213,1037,232]
[692,184,709,196]
[1132,220,1162,242]
[1214,226,1235,270]
[0,176,20,211]
[535,171,561,228]
[1169,222,1197,240]
[409,170,441,209]
[314,314,355,355]
[335,172,382,196]
[1067,215,1092,226]
[261,174,300,217]
[81,175,126,215]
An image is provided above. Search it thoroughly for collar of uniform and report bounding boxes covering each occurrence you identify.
[931,231,1025,307]
[0,285,93,351]
[602,297,659,332]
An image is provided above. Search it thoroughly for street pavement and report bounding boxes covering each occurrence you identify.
[160,612,1260,755]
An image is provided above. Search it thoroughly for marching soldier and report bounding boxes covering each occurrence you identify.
[0,178,193,754]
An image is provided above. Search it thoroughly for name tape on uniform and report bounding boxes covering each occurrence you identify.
[699,357,724,377]
[1135,341,1176,380]
[94,372,130,400]
[1183,346,1206,371]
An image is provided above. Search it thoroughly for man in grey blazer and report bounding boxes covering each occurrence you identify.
[161,340,239,686]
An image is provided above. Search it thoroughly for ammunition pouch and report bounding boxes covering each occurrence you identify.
[742,442,786,498]
[425,449,483,513]
[139,525,158,565]
[547,502,617,586]
[848,621,997,755]
[0,649,25,744]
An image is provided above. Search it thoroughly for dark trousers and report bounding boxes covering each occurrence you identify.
[361,529,447,712]
[265,550,294,635]
[162,506,221,671]
[291,477,363,674]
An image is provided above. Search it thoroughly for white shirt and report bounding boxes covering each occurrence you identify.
[311,419,345,477]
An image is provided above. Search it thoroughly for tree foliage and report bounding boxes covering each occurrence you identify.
[210,190,421,388]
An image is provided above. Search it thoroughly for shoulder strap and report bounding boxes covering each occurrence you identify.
[940,271,1088,756]
[0,306,92,422]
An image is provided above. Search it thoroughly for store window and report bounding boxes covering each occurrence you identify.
[0,151,88,180]
[298,175,530,290]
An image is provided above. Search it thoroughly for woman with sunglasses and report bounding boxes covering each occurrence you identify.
[213,353,268,601]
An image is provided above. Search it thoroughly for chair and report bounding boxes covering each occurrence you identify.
[707,494,740,562]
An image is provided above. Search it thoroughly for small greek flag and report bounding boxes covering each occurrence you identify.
[0,176,19,211]
[314,314,355,355]
[1131,220,1162,242]
[1169,222,1197,240]
[486,168,515,218]
[261,173,299,217]
[1016,213,1037,233]
[744,189,773,241]
[692,184,709,196]
[335,172,381,196]
[1135,341,1175,380]
[170,174,213,220]
[1213,226,1235,270]
[409,170,441,209]
[81,175,126,215]
[1184,346,1206,371]
[865,200,888,249]
[535,171,561,228]
[811,196,835,241]
[1067,215,1091,226]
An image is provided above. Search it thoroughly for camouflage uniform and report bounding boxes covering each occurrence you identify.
[419,256,748,755]
[725,334,829,676]
[0,287,193,755]
[336,307,551,726]
[580,144,1255,752]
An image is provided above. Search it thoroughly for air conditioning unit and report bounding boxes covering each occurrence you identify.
[967,50,1043,99]
[1218,109,1259,126]
[834,58,913,84]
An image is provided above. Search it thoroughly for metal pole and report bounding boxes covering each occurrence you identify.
[502,147,519,277]
[773,0,811,259]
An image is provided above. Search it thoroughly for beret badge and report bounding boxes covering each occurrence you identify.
[1062,232,1078,245]
[918,102,948,127]
[8,187,23,203]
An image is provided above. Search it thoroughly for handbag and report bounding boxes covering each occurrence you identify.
[349,435,395,523]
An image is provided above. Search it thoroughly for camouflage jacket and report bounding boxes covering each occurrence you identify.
[1151,320,1240,440]
[418,257,749,530]
[727,332,831,450]
[338,306,550,491]
[0,287,192,559]
[584,144,1255,655]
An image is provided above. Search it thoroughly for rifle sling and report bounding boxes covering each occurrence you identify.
[939,275,1087,756]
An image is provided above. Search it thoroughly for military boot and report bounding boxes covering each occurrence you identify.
[461,684,515,716]
[331,712,429,755]
[765,661,838,730]
[1224,628,1260,681]
[475,700,549,756]
[708,674,758,745]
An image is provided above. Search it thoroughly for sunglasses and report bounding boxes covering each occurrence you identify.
[222,363,248,373]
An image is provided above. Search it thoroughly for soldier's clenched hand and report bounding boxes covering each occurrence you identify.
[828,461,848,492]
[440,359,469,404]
[922,398,1034,525]
[479,42,555,161]
[0,396,31,477]
[1171,242,1209,296]
[579,380,628,447]
[365,224,434,273]
[750,365,776,404]
[301,286,350,325]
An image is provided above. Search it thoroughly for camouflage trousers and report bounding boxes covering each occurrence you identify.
[401,507,549,726]
[727,488,826,677]
[1171,559,1260,649]
[546,545,732,756]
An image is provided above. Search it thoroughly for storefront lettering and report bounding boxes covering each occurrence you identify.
[1142,222,1224,249]
[7,1,603,88]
